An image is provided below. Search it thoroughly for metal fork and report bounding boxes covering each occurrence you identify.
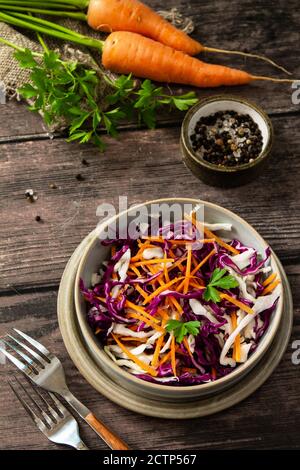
[0,329,129,450]
[8,375,88,450]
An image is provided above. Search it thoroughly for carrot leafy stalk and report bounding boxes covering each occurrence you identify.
[203,268,239,303]
[166,319,201,343]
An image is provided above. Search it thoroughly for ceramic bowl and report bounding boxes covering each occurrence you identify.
[74,198,283,401]
[180,96,273,187]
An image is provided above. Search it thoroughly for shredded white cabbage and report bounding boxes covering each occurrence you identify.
[142,247,164,259]
[114,248,131,281]
[189,299,218,323]
[204,222,233,232]
[229,247,255,270]
[220,285,281,366]
[112,323,155,338]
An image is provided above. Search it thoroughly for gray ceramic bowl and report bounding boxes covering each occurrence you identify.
[74,198,283,401]
[180,96,273,187]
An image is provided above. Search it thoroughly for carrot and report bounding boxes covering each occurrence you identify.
[262,272,277,287]
[231,312,241,362]
[191,248,216,276]
[112,334,157,376]
[170,336,177,376]
[1,12,296,88]
[183,246,192,294]
[220,293,254,315]
[127,311,164,332]
[85,0,290,74]
[125,300,160,323]
[261,279,280,296]
[142,276,184,305]
[151,333,165,367]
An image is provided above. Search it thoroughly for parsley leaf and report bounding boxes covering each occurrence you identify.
[203,268,239,303]
[166,319,201,343]
[15,48,198,150]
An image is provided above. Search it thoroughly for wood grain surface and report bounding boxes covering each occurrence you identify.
[0,0,299,450]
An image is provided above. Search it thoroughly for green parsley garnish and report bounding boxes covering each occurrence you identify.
[203,268,239,303]
[165,319,201,343]
[15,49,198,150]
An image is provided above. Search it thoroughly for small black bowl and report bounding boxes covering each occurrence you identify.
[180,95,273,187]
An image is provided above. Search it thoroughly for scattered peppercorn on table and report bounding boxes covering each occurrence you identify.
[0,0,299,451]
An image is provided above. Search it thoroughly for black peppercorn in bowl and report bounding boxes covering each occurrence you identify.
[180,95,273,187]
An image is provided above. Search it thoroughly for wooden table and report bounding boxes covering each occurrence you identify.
[0,0,299,450]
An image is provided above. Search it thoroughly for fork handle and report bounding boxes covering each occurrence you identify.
[85,412,129,450]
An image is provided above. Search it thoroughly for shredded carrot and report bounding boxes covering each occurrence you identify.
[120,337,148,342]
[164,249,170,283]
[132,258,174,267]
[190,248,216,276]
[151,333,165,367]
[112,334,157,376]
[189,279,205,290]
[182,367,197,374]
[183,246,192,294]
[167,251,187,273]
[95,295,106,303]
[185,214,239,255]
[127,311,165,332]
[95,327,102,334]
[262,272,277,287]
[141,236,164,242]
[111,245,116,257]
[125,300,160,323]
[142,276,184,305]
[220,293,254,315]
[156,307,169,321]
[134,284,148,299]
[262,279,280,296]
[158,350,172,366]
[129,265,142,277]
[231,312,241,362]
[171,336,177,376]
[130,242,156,262]
[211,367,217,380]
[183,337,193,359]
[169,296,183,315]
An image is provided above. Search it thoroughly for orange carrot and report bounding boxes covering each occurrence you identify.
[112,334,157,376]
[170,336,177,376]
[231,312,241,362]
[103,32,253,88]
[262,279,280,296]
[220,293,254,315]
[262,272,277,287]
[87,0,290,73]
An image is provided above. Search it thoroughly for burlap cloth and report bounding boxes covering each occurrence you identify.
[0,8,194,130]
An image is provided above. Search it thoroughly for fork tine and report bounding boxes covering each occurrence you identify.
[2,339,39,374]
[24,377,61,422]
[0,341,32,376]
[7,334,48,367]
[8,379,47,432]
[13,329,51,357]
[19,377,55,427]
[48,392,70,417]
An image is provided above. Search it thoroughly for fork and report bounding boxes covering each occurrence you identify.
[9,375,89,450]
[0,329,129,450]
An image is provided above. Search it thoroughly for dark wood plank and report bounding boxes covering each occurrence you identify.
[0,289,299,450]
[0,114,299,293]
[0,0,300,141]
